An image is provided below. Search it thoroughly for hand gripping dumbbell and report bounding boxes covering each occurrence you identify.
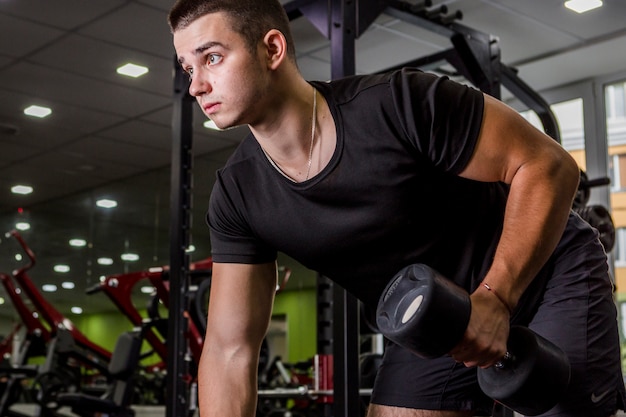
[375,264,571,416]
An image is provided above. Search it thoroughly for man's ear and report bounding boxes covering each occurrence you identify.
[263,29,288,70]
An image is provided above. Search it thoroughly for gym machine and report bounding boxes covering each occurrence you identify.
[4,231,112,372]
[0,231,116,417]
[0,273,48,417]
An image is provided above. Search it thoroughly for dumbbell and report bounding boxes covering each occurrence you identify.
[376,264,571,416]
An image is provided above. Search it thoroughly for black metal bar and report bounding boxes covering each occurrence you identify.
[330,0,356,79]
[166,56,194,417]
[332,282,361,417]
[317,274,334,417]
[328,2,361,416]
[383,2,502,98]
[317,275,334,356]
[449,32,501,98]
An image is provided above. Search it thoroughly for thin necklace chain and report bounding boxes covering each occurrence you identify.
[305,87,317,181]
[262,86,317,182]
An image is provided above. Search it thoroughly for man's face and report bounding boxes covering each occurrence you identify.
[173,12,267,129]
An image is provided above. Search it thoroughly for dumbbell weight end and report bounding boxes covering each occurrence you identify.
[376,264,471,358]
[477,326,571,416]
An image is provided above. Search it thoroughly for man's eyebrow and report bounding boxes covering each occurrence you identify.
[178,41,224,65]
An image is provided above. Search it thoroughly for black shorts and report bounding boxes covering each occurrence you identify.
[370,234,626,416]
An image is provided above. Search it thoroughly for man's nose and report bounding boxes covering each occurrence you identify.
[189,71,210,97]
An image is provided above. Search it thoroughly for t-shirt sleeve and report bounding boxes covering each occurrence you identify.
[207,170,277,264]
[389,69,485,174]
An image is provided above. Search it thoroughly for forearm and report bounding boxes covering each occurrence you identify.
[197,262,277,417]
[198,344,259,417]
[483,151,579,310]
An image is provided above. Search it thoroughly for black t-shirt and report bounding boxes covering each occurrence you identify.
[207,68,589,308]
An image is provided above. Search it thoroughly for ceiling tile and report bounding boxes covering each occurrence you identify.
[78,2,174,58]
[0,0,127,29]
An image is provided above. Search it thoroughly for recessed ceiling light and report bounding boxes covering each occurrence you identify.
[15,222,30,231]
[42,284,57,292]
[11,185,33,195]
[564,0,603,13]
[116,63,149,78]
[71,306,83,314]
[97,257,114,265]
[69,238,87,247]
[15,254,23,261]
[96,198,117,208]
[121,253,139,261]
[61,282,75,289]
[186,245,196,253]
[0,297,4,305]
[54,264,70,273]
[24,105,52,118]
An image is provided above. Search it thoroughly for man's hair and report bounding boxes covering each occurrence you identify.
[168,0,297,61]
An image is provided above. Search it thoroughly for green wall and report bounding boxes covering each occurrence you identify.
[74,311,138,352]
[72,287,318,365]
[271,288,317,363]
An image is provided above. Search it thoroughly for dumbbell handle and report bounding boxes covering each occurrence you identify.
[494,351,515,369]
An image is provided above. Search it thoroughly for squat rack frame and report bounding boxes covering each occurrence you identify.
[167,2,560,417]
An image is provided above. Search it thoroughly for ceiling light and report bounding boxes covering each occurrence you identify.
[116,63,149,78]
[24,105,52,118]
[15,254,22,261]
[0,297,4,305]
[71,306,83,314]
[121,253,139,261]
[69,238,87,247]
[140,286,154,294]
[97,257,114,265]
[564,0,603,13]
[11,185,33,195]
[54,264,70,273]
[61,282,75,289]
[96,198,117,208]
[15,222,30,231]
[186,245,196,253]
[42,284,57,292]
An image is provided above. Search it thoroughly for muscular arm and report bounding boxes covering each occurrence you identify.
[451,94,580,367]
[198,262,277,417]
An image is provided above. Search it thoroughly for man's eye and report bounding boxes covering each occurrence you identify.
[208,54,223,65]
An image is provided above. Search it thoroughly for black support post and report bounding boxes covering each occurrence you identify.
[167,57,195,417]
[328,2,361,417]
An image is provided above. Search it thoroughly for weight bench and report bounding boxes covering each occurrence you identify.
[55,329,143,417]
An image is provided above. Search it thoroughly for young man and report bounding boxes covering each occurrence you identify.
[168,1,626,416]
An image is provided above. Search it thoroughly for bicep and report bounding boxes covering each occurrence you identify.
[206,262,278,349]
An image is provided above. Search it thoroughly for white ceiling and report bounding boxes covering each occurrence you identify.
[1,0,625,319]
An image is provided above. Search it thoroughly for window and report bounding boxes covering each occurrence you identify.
[606,82,626,121]
[617,227,626,267]
[606,81,626,146]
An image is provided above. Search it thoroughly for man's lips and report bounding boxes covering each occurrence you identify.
[203,102,220,114]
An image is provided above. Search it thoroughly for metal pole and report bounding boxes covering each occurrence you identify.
[328,3,361,416]
[167,56,194,417]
